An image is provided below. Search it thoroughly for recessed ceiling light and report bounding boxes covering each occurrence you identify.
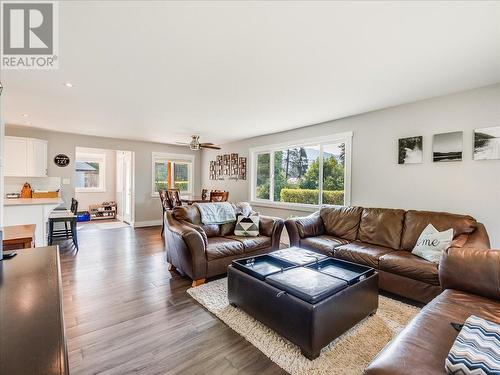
[64,82,74,88]
[22,113,29,117]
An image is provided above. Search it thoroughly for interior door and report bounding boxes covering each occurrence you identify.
[122,152,133,224]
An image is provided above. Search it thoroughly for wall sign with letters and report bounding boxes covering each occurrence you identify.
[54,154,70,167]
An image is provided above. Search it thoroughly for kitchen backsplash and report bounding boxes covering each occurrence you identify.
[5,177,62,196]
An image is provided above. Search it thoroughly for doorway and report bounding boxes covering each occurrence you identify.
[116,151,134,225]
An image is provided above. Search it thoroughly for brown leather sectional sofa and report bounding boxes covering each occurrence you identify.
[164,202,284,286]
[365,247,500,374]
[285,206,490,303]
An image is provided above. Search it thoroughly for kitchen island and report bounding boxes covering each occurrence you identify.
[3,198,63,247]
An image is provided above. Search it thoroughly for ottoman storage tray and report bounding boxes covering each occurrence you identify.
[265,267,348,303]
[306,258,375,285]
[228,251,379,360]
[232,254,297,280]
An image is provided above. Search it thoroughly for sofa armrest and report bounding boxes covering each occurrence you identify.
[439,247,500,301]
[284,212,324,246]
[259,215,284,249]
[461,222,490,249]
[165,211,207,280]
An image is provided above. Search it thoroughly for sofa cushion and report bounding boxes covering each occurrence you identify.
[320,205,363,241]
[300,235,348,256]
[234,214,259,237]
[401,210,477,250]
[379,251,439,285]
[173,205,201,224]
[334,241,395,268]
[206,237,244,261]
[225,235,271,252]
[357,208,405,250]
[296,212,325,238]
[201,224,220,237]
[364,289,500,375]
[220,202,253,236]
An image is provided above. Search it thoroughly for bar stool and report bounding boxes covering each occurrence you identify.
[48,198,79,250]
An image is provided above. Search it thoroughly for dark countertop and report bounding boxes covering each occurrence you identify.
[0,247,69,375]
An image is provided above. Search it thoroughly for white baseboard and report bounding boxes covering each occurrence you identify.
[134,219,162,228]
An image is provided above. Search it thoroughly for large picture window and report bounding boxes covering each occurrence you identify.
[152,153,194,196]
[251,132,352,209]
[75,152,106,192]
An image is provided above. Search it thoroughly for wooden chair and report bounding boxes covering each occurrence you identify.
[159,190,173,236]
[167,189,182,207]
[48,198,79,251]
[209,190,228,202]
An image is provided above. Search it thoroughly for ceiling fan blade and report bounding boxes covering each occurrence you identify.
[200,145,221,150]
[175,142,189,145]
[200,142,214,146]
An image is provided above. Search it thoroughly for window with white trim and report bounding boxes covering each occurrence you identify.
[251,132,352,209]
[75,152,106,192]
[152,152,194,196]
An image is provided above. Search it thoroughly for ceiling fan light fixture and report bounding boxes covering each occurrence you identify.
[189,135,200,151]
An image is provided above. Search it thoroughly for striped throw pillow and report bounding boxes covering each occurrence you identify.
[445,315,500,375]
[234,214,259,237]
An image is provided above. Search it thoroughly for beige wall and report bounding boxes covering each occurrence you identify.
[202,84,500,247]
[4,126,200,225]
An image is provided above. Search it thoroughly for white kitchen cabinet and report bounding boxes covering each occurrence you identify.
[4,136,28,176]
[28,138,48,177]
[4,136,48,177]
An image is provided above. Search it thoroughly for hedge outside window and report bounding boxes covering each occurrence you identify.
[251,133,351,208]
[152,153,193,196]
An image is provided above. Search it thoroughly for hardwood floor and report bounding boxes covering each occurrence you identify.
[59,226,286,375]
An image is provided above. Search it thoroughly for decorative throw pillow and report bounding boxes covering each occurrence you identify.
[445,315,500,375]
[234,214,259,237]
[411,223,453,263]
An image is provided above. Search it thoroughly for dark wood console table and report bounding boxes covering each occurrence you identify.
[0,246,69,375]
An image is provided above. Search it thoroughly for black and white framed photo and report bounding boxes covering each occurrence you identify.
[398,136,423,164]
[230,153,239,176]
[474,126,500,160]
[238,156,247,180]
[433,131,463,162]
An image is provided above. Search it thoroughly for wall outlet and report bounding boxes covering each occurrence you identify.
[63,178,70,185]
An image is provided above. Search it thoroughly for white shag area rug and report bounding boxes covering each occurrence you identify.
[187,278,420,375]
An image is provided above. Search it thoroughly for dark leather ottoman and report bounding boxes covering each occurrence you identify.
[227,248,379,359]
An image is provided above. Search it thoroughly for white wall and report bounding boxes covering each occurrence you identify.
[74,147,117,212]
[202,84,500,247]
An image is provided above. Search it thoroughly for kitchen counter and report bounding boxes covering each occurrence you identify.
[4,197,63,206]
[3,198,64,246]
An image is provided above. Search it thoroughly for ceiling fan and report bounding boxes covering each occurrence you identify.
[176,135,221,151]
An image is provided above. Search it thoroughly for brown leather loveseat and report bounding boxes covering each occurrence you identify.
[365,247,500,374]
[164,202,284,287]
[285,206,490,303]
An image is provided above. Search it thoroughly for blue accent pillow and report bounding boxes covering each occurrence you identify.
[445,315,500,374]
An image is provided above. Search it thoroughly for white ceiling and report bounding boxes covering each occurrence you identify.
[2,1,500,145]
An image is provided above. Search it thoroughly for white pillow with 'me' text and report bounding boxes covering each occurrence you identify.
[411,223,453,264]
